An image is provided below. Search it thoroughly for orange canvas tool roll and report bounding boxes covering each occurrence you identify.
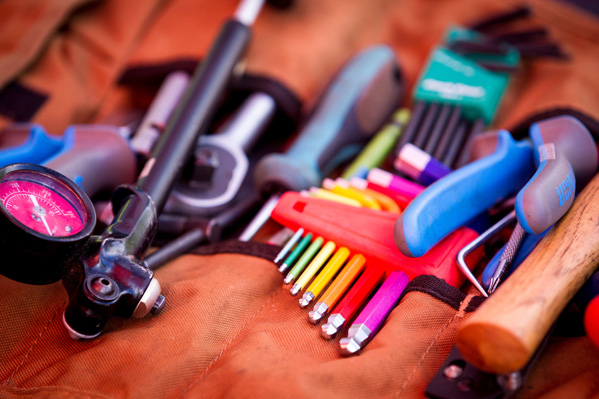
[1,0,599,398]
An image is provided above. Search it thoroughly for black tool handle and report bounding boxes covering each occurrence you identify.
[139,19,251,214]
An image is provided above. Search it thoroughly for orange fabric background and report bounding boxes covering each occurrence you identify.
[0,0,599,398]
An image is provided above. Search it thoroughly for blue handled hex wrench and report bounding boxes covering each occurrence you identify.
[395,116,596,257]
[484,116,596,293]
[486,116,597,292]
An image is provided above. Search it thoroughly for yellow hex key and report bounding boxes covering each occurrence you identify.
[308,253,366,323]
[299,247,350,308]
[322,178,381,210]
[290,240,336,296]
[308,187,362,207]
[338,177,401,213]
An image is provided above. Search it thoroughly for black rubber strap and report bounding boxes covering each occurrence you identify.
[509,107,599,141]
[190,239,280,261]
[0,81,48,121]
[403,275,486,312]
[118,58,302,127]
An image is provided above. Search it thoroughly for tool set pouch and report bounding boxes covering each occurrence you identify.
[1,0,599,398]
[1,242,598,398]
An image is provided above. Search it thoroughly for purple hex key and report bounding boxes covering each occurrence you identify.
[339,271,410,355]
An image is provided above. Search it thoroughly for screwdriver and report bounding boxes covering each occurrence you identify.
[238,44,404,241]
[488,116,598,292]
[456,172,599,374]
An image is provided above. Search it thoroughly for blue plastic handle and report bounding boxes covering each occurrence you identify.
[0,124,64,168]
[253,45,403,193]
[395,130,536,257]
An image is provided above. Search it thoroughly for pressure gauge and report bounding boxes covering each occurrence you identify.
[0,164,95,284]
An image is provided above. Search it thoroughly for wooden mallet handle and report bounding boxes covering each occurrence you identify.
[456,172,599,374]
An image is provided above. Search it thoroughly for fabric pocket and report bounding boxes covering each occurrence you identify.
[1,242,598,399]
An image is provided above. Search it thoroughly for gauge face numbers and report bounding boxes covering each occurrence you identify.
[0,170,88,237]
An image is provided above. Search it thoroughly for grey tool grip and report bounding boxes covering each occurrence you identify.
[254,45,403,194]
[531,115,598,188]
[515,144,575,234]
[515,116,598,234]
[44,125,137,197]
[129,71,190,158]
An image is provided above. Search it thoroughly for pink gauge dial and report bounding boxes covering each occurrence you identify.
[0,170,87,237]
[0,164,95,285]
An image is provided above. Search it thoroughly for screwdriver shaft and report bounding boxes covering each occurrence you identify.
[488,223,526,293]
[457,210,517,297]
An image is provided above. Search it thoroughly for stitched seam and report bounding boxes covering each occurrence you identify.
[1,384,113,399]
[3,300,67,387]
[394,294,475,398]
[177,286,284,398]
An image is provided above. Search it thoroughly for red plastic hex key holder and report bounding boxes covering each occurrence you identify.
[271,191,483,287]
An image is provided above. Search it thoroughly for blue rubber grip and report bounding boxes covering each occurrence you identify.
[394,130,536,257]
[253,45,403,193]
[0,124,64,167]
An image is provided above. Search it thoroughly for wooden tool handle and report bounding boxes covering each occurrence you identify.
[456,172,599,374]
